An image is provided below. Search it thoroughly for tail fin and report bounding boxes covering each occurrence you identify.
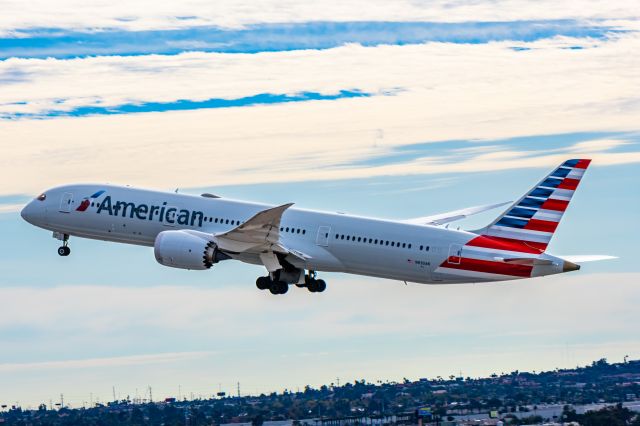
[476,159,591,252]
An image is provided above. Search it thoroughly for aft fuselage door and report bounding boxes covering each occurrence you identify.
[59,192,73,213]
[316,226,331,247]
[448,243,462,265]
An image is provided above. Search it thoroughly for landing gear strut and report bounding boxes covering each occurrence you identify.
[57,234,70,257]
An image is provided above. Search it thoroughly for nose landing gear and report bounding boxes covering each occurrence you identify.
[55,233,71,256]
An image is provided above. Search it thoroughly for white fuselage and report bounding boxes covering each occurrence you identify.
[21,184,569,285]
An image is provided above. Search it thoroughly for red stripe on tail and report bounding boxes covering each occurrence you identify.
[441,257,533,278]
[541,198,569,211]
[466,235,546,254]
[524,219,559,233]
[574,159,591,169]
[557,178,580,190]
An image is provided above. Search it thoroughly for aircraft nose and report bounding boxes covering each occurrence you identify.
[20,201,39,224]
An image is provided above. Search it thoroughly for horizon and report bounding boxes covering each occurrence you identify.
[2,355,635,410]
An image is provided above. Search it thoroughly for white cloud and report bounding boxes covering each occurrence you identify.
[1,36,640,195]
[0,203,22,213]
[0,351,215,373]
[0,272,639,406]
[0,0,638,34]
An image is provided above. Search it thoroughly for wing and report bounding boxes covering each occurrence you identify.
[214,203,311,269]
[402,201,511,226]
[215,203,293,252]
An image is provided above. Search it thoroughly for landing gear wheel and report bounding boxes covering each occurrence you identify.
[306,276,326,293]
[269,281,288,295]
[256,276,271,290]
[57,246,70,257]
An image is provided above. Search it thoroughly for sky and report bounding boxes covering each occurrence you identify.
[0,0,639,409]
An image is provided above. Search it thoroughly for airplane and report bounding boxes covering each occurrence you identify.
[20,158,614,294]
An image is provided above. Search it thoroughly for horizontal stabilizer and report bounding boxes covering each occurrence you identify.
[404,201,511,226]
[559,255,618,263]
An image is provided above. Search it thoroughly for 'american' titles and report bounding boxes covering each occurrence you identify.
[96,195,204,227]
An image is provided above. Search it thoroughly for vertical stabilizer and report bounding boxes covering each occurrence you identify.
[476,159,591,252]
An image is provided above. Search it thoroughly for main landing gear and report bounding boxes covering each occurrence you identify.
[256,270,327,295]
[56,233,71,257]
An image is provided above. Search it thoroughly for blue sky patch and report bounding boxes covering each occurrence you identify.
[0,20,623,60]
[2,90,372,119]
[343,131,636,168]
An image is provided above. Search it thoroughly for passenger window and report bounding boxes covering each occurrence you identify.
[341,235,344,240]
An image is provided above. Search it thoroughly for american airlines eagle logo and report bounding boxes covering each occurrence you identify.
[76,190,106,212]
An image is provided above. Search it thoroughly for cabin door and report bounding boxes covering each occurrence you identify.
[316,226,331,247]
[59,192,73,213]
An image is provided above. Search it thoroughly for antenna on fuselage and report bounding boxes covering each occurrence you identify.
[175,188,179,193]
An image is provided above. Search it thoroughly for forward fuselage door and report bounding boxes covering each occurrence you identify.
[316,226,331,247]
[59,192,74,213]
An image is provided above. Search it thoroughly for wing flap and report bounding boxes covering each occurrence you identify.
[216,203,293,246]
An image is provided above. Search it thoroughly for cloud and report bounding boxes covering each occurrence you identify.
[1,34,640,195]
[0,203,23,213]
[0,20,624,60]
[0,352,215,373]
[1,272,639,406]
[0,0,638,34]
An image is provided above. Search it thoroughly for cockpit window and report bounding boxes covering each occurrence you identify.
[36,193,46,201]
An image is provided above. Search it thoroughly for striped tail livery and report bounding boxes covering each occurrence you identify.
[435,159,610,282]
[480,158,591,251]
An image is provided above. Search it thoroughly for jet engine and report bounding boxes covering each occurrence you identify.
[154,230,229,270]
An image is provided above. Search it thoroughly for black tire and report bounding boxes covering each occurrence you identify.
[58,246,70,256]
[256,276,271,290]
[315,279,326,293]
[277,281,289,294]
[307,279,318,293]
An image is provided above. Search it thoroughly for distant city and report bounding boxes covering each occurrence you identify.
[1,358,639,425]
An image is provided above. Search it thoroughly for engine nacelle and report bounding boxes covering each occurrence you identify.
[154,230,228,270]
